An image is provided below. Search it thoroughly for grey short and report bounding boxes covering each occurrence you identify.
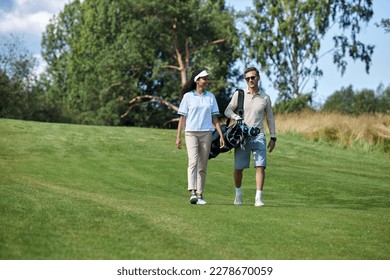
[234,134,266,169]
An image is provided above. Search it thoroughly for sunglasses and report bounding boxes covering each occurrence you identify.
[245,76,257,82]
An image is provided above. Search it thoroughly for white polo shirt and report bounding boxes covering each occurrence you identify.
[178,90,220,132]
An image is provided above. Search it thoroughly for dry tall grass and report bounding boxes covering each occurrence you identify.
[275,111,390,152]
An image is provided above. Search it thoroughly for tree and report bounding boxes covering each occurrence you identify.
[41,0,239,126]
[352,89,377,114]
[242,0,374,101]
[376,18,390,33]
[376,84,390,114]
[322,85,389,115]
[0,34,37,119]
[322,85,355,114]
[273,93,313,113]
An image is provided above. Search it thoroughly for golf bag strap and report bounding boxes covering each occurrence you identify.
[237,89,244,117]
[226,89,244,127]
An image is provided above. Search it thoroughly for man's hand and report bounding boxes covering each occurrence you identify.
[234,115,244,125]
[268,139,276,152]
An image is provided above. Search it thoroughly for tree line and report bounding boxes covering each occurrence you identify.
[1,0,389,128]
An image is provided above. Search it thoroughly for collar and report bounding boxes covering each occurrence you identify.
[246,90,259,96]
[192,90,207,96]
[246,88,263,96]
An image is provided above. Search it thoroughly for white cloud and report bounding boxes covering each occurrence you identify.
[32,53,47,76]
[0,11,54,35]
[0,0,69,35]
[14,0,68,14]
[0,0,71,75]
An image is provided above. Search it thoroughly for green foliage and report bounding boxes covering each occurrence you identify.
[274,93,314,113]
[0,34,38,119]
[377,85,390,113]
[242,0,374,100]
[41,0,239,126]
[323,85,354,113]
[376,18,390,33]
[0,34,36,83]
[0,119,389,259]
[322,84,390,114]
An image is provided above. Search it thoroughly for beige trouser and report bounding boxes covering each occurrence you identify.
[185,131,212,195]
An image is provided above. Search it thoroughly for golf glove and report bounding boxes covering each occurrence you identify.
[234,115,244,125]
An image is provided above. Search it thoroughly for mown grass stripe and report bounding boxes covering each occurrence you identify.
[0,119,389,259]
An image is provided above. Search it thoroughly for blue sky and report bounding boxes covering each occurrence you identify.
[1,0,389,104]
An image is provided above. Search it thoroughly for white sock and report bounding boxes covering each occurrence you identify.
[235,187,242,196]
[256,190,262,200]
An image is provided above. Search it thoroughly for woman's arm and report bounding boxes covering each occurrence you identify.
[212,115,225,148]
[176,115,186,149]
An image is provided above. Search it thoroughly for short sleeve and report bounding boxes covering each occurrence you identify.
[178,93,189,116]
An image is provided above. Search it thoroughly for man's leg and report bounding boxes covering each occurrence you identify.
[233,144,250,205]
[252,134,266,206]
[232,169,242,205]
[255,166,265,191]
[254,166,265,206]
[234,169,243,188]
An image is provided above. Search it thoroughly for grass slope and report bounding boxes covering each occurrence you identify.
[0,119,389,260]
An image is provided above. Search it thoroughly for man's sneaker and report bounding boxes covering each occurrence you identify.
[254,198,265,207]
[189,194,198,204]
[196,197,207,205]
[234,195,243,205]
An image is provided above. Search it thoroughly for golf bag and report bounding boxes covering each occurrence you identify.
[209,120,261,159]
[209,89,261,159]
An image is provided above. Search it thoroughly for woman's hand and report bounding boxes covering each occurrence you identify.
[219,136,225,148]
[176,136,182,149]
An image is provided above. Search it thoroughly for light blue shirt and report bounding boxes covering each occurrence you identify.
[178,90,220,131]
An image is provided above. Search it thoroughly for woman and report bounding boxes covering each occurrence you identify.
[176,69,225,205]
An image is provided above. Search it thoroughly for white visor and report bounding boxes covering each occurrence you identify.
[194,70,209,82]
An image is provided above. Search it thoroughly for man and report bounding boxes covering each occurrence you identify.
[224,67,276,207]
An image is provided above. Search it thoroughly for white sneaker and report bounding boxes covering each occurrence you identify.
[234,195,243,205]
[196,198,207,205]
[254,198,264,207]
[189,194,198,204]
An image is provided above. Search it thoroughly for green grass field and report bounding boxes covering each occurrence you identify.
[0,118,389,260]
